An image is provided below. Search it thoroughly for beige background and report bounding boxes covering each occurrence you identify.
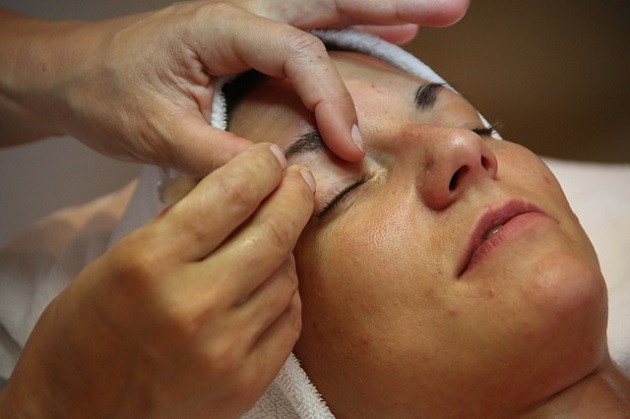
[405,0,630,162]
[1,0,629,246]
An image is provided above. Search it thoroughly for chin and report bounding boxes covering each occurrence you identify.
[531,246,605,315]
[525,249,609,381]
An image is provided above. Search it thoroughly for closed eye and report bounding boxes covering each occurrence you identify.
[472,124,499,137]
[317,176,369,218]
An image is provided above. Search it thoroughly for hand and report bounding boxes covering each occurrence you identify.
[1,0,470,173]
[0,143,316,418]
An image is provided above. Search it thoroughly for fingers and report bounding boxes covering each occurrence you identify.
[160,142,290,261]
[193,6,365,162]
[251,0,471,28]
[276,32,366,161]
[162,113,253,174]
[336,0,471,28]
[165,0,469,169]
[237,256,301,349]
[227,257,302,401]
[245,285,302,388]
[197,164,315,302]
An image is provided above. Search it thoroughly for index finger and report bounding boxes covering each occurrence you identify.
[250,0,471,29]
[195,7,365,162]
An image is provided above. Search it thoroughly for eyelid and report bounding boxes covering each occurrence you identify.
[472,124,498,137]
[317,175,369,218]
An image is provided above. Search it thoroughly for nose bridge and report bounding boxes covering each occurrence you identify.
[410,126,498,211]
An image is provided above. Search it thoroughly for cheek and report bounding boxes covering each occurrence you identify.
[494,142,599,263]
[293,196,453,371]
[494,142,568,208]
[296,201,420,310]
[295,199,418,333]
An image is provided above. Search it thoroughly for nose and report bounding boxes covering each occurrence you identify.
[417,127,498,210]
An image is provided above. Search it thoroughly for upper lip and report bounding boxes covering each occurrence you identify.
[457,200,545,277]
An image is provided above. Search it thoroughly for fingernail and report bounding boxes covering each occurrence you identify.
[351,124,364,153]
[300,168,317,194]
[270,144,287,168]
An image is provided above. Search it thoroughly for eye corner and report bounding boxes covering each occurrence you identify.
[472,121,503,137]
[316,175,370,219]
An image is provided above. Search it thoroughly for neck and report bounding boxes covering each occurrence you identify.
[520,357,630,418]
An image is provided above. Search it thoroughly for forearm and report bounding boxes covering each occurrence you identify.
[0,8,85,147]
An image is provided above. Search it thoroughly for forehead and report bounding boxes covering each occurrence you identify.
[329,51,423,86]
[227,51,429,148]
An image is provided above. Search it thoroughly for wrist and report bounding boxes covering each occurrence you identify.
[0,9,89,144]
[0,378,45,419]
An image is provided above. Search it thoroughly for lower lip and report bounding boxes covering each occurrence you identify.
[462,211,549,275]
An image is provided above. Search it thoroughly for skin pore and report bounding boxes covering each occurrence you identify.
[228,51,630,418]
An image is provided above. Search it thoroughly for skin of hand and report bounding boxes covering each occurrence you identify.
[0,0,470,174]
[0,143,316,418]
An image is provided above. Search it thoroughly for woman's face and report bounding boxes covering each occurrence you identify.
[229,52,608,418]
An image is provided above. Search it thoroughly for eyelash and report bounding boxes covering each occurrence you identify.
[472,124,498,137]
[318,175,369,218]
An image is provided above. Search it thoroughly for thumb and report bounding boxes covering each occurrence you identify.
[163,115,253,175]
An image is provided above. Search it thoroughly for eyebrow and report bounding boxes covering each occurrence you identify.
[284,129,326,158]
[284,83,444,159]
[415,83,443,110]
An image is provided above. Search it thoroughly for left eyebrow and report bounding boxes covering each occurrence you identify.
[415,83,444,110]
[284,83,444,158]
[284,129,326,158]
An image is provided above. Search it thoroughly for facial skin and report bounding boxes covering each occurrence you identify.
[229,52,609,418]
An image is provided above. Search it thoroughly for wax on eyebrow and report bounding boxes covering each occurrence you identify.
[415,83,443,110]
[285,129,325,158]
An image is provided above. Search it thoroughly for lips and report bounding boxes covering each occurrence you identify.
[457,201,548,277]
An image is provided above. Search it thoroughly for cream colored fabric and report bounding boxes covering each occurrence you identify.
[0,182,135,380]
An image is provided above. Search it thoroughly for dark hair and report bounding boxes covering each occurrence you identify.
[222,70,267,130]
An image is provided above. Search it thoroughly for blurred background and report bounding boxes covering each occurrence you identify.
[406,0,630,162]
[1,0,629,246]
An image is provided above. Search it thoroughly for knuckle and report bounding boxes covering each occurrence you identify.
[191,2,243,23]
[202,2,239,15]
[234,366,269,404]
[276,308,302,354]
[262,266,299,314]
[159,301,206,343]
[107,233,163,293]
[216,172,261,212]
[286,31,327,62]
[264,215,296,252]
[205,337,246,376]
[279,259,299,293]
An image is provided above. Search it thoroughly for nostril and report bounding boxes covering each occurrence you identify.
[449,166,469,191]
[481,156,490,170]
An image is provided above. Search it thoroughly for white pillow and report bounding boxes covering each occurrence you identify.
[545,158,630,371]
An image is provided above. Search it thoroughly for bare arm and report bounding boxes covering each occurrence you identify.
[0,9,69,146]
[0,0,469,172]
